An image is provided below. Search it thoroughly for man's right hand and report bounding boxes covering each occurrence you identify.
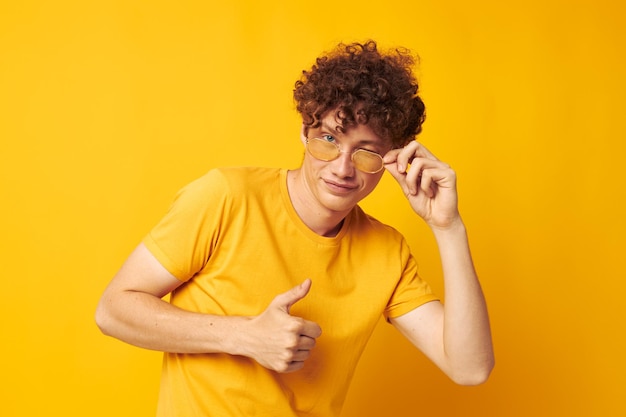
[243,279,322,373]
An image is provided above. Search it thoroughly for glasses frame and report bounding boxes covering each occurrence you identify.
[305,137,385,174]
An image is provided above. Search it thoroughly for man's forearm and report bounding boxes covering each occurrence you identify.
[96,290,246,354]
[433,219,495,384]
[96,280,322,373]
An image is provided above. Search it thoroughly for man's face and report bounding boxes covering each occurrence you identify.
[300,112,390,215]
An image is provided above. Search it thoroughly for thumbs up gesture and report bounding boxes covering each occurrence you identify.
[243,279,322,373]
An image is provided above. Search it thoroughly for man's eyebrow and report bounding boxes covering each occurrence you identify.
[318,122,383,148]
[319,121,338,133]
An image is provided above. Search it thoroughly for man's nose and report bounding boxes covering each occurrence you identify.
[331,150,356,177]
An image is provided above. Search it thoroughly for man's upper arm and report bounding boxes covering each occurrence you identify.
[390,300,447,369]
[104,243,184,299]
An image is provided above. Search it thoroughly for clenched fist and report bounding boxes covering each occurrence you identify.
[241,279,322,373]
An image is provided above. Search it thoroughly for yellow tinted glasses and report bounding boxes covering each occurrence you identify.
[305,137,385,174]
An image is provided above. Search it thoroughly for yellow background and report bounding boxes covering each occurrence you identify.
[1,0,624,415]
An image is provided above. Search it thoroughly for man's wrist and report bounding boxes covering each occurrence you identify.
[430,216,466,236]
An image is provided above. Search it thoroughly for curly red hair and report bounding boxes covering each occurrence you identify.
[293,40,426,148]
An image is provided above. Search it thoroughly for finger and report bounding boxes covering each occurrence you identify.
[382,148,402,165]
[408,158,453,193]
[418,170,435,198]
[413,141,439,161]
[297,335,317,350]
[423,166,458,195]
[271,279,312,314]
[299,321,322,339]
[281,337,317,372]
[384,142,439,178]
[383,154,406,189]
[291,349,313,362]
[402,158,423,195]
[393,143,419,173]
[282,360,306,373]
[282,349,314,373]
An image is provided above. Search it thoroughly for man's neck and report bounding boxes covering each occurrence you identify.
[286,169,349,237]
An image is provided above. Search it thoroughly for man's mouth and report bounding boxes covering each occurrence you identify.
[323,179,357,193]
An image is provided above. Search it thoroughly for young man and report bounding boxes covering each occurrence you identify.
[96,40,494,416]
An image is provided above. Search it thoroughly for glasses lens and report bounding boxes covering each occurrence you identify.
[306,137,384,173]
[353,150,384,173]
[307,138,339,161]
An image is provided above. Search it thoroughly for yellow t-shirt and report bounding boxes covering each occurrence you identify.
[143,167,438,417]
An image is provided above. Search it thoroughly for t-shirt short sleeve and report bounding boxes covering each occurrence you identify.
[143,169,231,282]
[384,239,439,320]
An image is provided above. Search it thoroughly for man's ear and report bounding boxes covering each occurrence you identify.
[300,124,308,146]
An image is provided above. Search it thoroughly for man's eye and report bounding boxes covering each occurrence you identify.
[321,134,335,142]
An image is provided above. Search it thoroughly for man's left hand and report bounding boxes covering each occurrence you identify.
[383,141,461,230]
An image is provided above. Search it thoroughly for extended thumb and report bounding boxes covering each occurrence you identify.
[276,279,312,313]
